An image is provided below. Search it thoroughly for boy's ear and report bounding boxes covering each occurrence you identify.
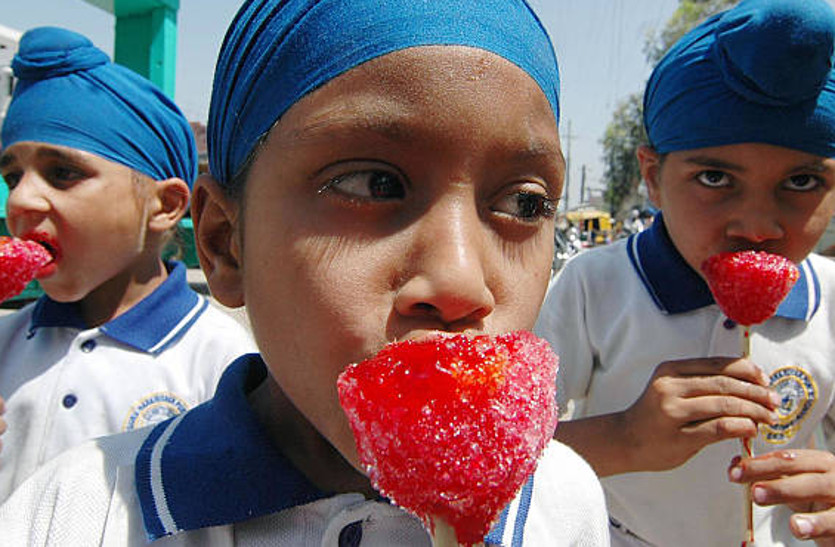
[637,145,662,207]
[191,174,245,308]
[147,177,190,232]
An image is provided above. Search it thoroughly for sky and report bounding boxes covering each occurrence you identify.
[0,0,763,209]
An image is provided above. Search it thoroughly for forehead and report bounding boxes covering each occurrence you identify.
[268,46,560,157]
[320,46,554,119]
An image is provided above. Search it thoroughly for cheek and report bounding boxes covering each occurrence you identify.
[245,232,388,360]
[490,237,553,329]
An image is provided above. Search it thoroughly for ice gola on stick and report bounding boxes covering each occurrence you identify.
[0,237,51,303]
[337,331,558,546]
[701,250,800,326]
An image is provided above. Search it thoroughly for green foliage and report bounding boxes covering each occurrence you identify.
[601,0,737,216]
[601,93,646,215]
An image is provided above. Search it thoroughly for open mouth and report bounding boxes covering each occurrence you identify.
[36,241,58,262]
[24,232,60,265]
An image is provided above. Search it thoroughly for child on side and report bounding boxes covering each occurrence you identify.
[0,27,255,503]
[535,0,835,545]
[0,1,610,545]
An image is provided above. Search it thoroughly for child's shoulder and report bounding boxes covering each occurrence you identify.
[806,252,835,275]
[526,440,609,544]
[0,426,153,542]
[188,300,256,350]
[553,238,632,287]
[0,302,39,349]
[564,238,629,268]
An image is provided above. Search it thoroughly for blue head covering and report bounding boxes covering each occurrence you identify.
[208,0,560,187]
[644,0,835,158]
[2,27,197,186]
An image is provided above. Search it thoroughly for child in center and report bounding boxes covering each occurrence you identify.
[0,1,609,545]
[0,27,255,504]
[536,0,835,545]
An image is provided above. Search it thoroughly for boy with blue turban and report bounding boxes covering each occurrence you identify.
[0,27,254,503]
[536,0,835,544]
[0,1,611,544]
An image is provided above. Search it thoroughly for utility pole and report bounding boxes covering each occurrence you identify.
[579,164,587,206]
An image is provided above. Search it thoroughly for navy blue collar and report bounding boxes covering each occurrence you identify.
[627,215,820,320]
[29,261,208,354]
[136,354,530,545]
[136,354,328,540]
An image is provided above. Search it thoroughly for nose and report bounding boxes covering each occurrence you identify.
[5,173,50,232]
[394,197,495,328]
[724,193,784,244]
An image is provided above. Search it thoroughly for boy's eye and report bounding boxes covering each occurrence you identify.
[47,165,86,187]
[1,171,21,189]
[492,191,556,222]
[328,170,406,200]
[783,174,822,192]
[696,170,730,188]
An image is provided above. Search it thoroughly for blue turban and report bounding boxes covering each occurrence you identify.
[208,0,560,187]
[2,27,197,186]
[644,0,835,158]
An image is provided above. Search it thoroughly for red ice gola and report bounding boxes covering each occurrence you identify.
[337,330,558,546]
[701,250,800,326]
[0,237,51,303]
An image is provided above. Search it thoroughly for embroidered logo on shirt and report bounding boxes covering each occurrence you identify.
[123,392,189,431]
[761,366,817,444]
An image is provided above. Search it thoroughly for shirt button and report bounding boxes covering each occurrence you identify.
[723,318,737,330]
[338,521,363,547]
[80,339,97,352]
[62,394,78,408]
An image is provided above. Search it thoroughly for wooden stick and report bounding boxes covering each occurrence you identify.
[741,326,755,546]
[430,518,484,547]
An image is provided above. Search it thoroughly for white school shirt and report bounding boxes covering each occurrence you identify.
[535,215,835,547]
[0,261,256,504]
[0,354,610,547]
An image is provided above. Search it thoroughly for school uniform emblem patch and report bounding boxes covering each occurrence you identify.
[123,392,189,431]
[762,366,817,444]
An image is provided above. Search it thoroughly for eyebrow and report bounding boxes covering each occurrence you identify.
[287,114,418,145]
[36,147,88,164]
[290,114,561,158]
[682,154,833,175]
[681,155,745,171]
[0,147,89,170]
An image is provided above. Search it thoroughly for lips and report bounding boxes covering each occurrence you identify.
[22,232,59,277]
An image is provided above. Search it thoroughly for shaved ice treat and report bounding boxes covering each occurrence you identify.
[0,237,51,303]
[701,250,799,326]
[702,250,800,547]
[337,330,559,546]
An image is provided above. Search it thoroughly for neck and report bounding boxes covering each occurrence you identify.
[249,376,376,497]
[77,257,168,327]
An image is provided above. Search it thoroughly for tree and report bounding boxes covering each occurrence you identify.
[600,0,737,216]
[602,93,645,216]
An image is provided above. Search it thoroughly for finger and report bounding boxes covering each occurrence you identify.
[0,396,5,414]
[731,450,835,483]
[791,510,835,543]
[680,415,760,444]
[675,395,778,427]
[677,375,781,411]
[661,357,769,385]
[751,473,835,507]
